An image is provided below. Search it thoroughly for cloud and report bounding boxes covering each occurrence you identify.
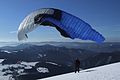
[9,31,17,34]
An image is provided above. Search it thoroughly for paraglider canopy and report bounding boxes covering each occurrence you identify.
[18,8,105,43]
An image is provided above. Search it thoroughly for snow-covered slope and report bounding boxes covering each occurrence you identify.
[40,62,120,80]
[0,61,39,80]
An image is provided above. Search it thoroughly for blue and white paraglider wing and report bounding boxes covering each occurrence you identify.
[18,8,105,43]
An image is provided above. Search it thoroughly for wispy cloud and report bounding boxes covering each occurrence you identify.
[9,31,17,34]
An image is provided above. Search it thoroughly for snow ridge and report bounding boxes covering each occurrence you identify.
[40,62,120,80]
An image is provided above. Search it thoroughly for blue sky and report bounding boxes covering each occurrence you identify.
[0,0,120,42]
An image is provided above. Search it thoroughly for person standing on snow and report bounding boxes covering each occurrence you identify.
[75,58,80,73]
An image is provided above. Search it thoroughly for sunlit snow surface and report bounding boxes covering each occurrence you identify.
[40,62,120,80]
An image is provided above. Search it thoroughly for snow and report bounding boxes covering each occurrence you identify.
[39,62,120,80]
[13,50,18,52]
[21,61,38,66]
[20,50,23,51]
[0,59,4,63]
[1,50,11,53]
[0,64,11,80]
[21,61,38,69]
[46,62,59,66]
[1,62,120,80]
[44,54,46,57]
[0,75,11,80]
[38,54,46,58]
[0,61,38,80]
[37,67,49,73]
[38,54,43,58]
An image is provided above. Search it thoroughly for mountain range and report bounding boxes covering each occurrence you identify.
[0,42,120,80]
